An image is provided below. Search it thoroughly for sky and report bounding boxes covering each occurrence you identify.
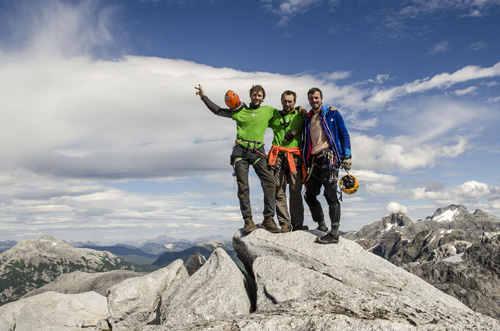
[1,0,499,244]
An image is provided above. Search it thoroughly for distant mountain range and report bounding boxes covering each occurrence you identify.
[81,240,236,268]
[0,235,137,306]
[2,204,499,320]
[0,234,235,306]
[0,234,233,261]
[152,240,236,267]
[63,234,230,255]
[80,244,161,266]
[0,240,17,253]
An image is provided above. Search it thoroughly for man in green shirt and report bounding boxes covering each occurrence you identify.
[267,90,307,232]
[195,84,281,234]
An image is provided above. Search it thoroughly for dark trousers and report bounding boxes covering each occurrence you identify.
[304,156,340,232]
[273,153,304,228]
[232,144,276,220]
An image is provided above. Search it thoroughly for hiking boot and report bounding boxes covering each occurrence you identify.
[292,224,309,231]
[281,224,292,233]
[243,218,257,235]
[261,217,281,233]
[315,232,339,244]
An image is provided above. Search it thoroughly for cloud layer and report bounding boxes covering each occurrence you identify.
[0,0,499,242]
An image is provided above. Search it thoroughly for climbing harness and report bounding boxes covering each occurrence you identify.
[231,139,268,188]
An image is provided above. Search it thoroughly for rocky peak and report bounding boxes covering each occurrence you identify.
[1,235,120,265]
[0,235,136,306]
[346,205,500,256]
[2,235,72,260]
[388,211,413,227]
[428,204,470,222]
[342,211,414,251]
[473,208,500,221]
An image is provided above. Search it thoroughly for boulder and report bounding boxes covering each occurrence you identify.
[252,255,342,311]
[0,291,108,331]
[183,251,207,276]
[228,228,499,330]
[107,259,189,331]
[159,248,251,328]
[22,269,144,298]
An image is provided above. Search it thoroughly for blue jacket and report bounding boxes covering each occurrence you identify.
[302,106,351,168]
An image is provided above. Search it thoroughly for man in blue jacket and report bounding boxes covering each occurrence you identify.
[302,87,352,244]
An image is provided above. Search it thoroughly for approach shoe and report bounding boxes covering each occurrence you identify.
[292,224,309,231]
[243,218,257,235]
[261,217,281,233]
[315,232,339,244]
[281,224,292,233]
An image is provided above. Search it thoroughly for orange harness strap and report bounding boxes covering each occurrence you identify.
[268,145,307,183]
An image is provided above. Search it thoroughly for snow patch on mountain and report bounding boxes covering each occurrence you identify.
[385,222,396,231]
[432,209,459,222]
[443,252,464,263]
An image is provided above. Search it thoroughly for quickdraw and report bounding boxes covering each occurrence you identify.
[305,149,335,182]
[305,149,348,201]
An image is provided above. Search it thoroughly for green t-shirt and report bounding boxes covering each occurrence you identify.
[268,109,304,148]
[232,105,277,143]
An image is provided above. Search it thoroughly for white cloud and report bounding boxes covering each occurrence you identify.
[263,0,500,28]
[0,167,245,242]
[451,180,492,199]
[376,74,391,84]
[0,0,117,58]
[352,170,400,184]
[398,0,500,18]
[454,86,478,95]
[386,202,408,214]
[407,180,500,209]
[469,41,487,50]
[366,183,397,195]
[368,62,500,105]
[352,117,378,131]
[467,9,483,17]
[369,0,500,41]
[1,0,500,242]
[353,170,399,196]
[352,134,467,172]
[388,100,482,144]
[427,41,450,55]
[261,0,322,26]
[323,71,351,81]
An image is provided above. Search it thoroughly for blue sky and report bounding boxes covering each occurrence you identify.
[1,0,499,244]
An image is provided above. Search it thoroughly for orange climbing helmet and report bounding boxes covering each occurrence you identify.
[225,90,241,109]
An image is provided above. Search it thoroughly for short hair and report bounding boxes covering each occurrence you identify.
[307,87,323,99]
[249,85,266,99]
[281,90,296,102]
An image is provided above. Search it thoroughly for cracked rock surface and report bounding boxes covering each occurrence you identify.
[2,229,499,330]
